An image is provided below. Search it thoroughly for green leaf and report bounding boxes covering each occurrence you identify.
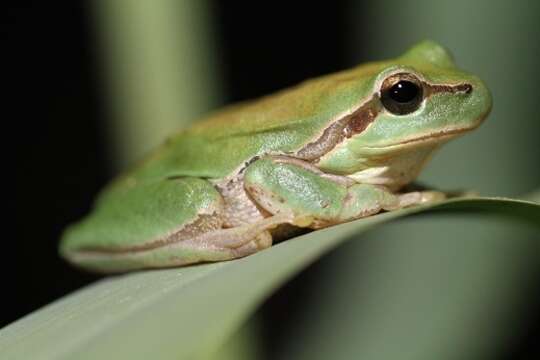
[1,197,539,360]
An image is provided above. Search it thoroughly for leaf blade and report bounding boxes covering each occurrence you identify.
[1,197,539,360]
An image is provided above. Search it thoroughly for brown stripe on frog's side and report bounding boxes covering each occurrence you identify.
[68,213,224,254]
[295,96,381,161]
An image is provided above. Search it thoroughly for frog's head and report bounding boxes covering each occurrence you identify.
[317,40,492,189]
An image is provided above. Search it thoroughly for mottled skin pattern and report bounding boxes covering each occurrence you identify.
[60,41,492,272]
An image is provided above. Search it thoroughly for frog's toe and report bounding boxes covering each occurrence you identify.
[232,231,273,258]
[394,190,446,209]
[419,190,447,203]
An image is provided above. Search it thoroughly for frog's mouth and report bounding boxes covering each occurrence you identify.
[364,128,470,151]
[396,126,473,145]
[367,111,489,150]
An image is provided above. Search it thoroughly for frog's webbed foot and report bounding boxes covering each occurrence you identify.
[390,190,446,209]
[402,182,477,200]
[181,212,292,258]
[231,230,273,257]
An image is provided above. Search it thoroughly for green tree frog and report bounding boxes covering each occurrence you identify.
[60,41,492,272]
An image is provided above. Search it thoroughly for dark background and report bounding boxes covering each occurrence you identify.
[9,2,539,359]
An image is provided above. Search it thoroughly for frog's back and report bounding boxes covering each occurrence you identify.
[126,62,385,183]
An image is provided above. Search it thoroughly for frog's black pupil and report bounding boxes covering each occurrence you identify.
[390,81,419,103]
[380,75,423,115]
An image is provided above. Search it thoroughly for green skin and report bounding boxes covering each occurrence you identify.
[60,41,492,272]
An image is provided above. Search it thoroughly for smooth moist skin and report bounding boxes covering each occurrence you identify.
[60,41,492,272]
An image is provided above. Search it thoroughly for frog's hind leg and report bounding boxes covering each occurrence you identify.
[61,174,292,272]
[84,213,289,272]
[62,176,285,272]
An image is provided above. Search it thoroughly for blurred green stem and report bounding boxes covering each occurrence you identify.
[93,1,257,357]
[94,0,220,168]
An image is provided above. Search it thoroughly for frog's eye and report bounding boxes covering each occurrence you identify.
[380,73,424,115]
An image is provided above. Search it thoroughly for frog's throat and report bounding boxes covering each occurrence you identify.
[294,80,473,161]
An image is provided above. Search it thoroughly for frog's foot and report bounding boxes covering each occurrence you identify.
[402,182,476,200]
[392,190,446,209]
[180,212,292,259]
[231,231,273,257]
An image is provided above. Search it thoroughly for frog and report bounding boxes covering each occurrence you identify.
[60,40,492,272]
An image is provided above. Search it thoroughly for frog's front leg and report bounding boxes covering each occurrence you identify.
[244,156,443,228]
